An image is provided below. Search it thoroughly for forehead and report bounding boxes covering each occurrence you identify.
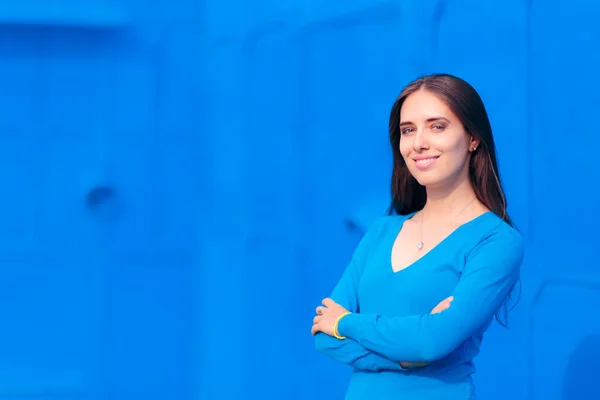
[399,89,454,121]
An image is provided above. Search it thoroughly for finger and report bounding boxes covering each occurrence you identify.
[322,298,335,307]
[439,297,454,311]
[431,305,443,314]
[315,305,326,315]
[438,296,453,306]
[432,296,455,314]
[313,315,322,324]
[311,323,320,336]
[437,303,450,313]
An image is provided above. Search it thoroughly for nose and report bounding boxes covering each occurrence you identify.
[413,129,429,151]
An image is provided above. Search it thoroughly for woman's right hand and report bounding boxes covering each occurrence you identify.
[399,296,454,369]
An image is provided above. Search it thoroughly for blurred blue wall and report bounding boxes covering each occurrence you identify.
[0,1,599,399]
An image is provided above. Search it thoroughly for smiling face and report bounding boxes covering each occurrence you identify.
[399,89,479,188]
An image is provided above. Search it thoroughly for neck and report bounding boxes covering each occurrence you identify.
[422,173,476,220]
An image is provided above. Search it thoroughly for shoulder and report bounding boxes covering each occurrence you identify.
[467,213,525,269]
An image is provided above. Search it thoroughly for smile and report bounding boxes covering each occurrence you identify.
[414,156,439,169]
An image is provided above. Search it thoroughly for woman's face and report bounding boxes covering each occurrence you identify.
[399,89,478,188]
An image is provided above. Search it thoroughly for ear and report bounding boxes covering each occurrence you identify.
[469,136,480,152]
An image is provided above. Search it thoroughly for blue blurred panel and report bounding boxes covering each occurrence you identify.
[149,137,201,251]
[0,261,101,398]
[41,136,109,253]
[202,40,248,230]
[239,27,308,398]
[156,30,205,140]
[39,30,119,251]
[241,23,299,232]
[195,39,249,400]
[109,55,157,143]
[0,45,38,132]
[243,233,309,398]
[102,258,194,400]
[0,15,109,400]
[562,333,600,400]
[0,0,127,28]
[103,134,156,253]
[149,31,204,250]
[195,234,248,400]
[0,136,40,253]
[155,0,204,26]
[529,277,600,400]
[0,28,39,247]
[99,31,198,398]
[0,32,45,254]
[528,4,600,398]
[529,0,600,270]
[0,5,199,398]
[96,38,159,255]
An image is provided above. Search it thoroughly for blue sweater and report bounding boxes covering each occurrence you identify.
[314,211,524,399]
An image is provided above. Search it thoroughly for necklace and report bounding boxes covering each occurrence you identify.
[416,196,478,250]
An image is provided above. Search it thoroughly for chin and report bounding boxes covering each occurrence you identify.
[410,170,443,187]
[414,176,439,187]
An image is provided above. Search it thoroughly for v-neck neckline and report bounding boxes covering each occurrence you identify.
[389,211,493,274]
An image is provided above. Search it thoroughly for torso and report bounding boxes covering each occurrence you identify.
[348,210,508,399]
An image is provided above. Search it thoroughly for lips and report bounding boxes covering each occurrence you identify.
[413,155,439,169]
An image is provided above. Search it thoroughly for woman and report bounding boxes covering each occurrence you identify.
[311,73,524,399]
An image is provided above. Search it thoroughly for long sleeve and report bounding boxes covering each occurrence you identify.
[314,333,403,371]
[337,227,524,363]
[314,217,403,371]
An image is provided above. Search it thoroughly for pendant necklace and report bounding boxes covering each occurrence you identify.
[417,196,478,250]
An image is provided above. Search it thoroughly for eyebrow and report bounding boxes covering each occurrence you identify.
[399,117,451,127]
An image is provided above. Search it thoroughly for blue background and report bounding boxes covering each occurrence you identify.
[0,0,599,399]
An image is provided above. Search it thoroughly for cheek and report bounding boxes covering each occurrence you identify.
[437,140,470,170]
[399,138,411,158]
[434,135,468,155]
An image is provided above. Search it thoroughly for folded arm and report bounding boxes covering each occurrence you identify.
[337,229,524,363]
[315,333,405,371]
[316,295,452,370]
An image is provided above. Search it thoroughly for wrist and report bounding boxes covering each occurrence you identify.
[333,312,351,339]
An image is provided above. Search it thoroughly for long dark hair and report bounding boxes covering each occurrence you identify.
[387,73,519,325]
[387,73,514,228]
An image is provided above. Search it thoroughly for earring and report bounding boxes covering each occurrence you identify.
[472,145,477,151]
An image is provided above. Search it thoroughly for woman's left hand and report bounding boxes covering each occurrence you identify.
[311,298,350,336]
